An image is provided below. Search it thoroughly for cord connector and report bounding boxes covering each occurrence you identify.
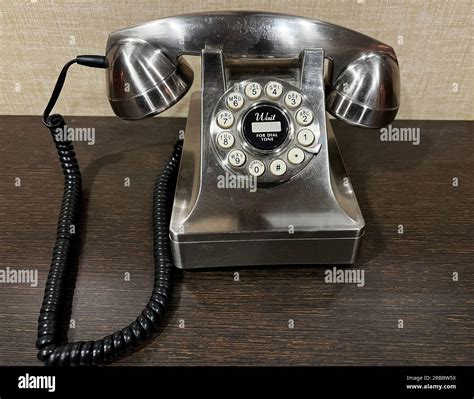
[76,55,109,69]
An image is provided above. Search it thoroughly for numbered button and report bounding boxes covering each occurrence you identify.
[217,132,235,149]
[228,150,246,167]
[245,82,262,99]
[266,81,283,99]
[269,159,287,176]
[288,148,305,165]
[226,92,244,111]
[248,160,265,177]
[296,108,313,126]
[284,91,302,108]
[217,110,234,129]
[297,129,316,146]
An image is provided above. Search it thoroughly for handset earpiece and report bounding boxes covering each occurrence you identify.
[326,52,400,129]
[106,38,193,120]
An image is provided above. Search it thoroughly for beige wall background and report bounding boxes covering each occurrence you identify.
[1,0,472,120]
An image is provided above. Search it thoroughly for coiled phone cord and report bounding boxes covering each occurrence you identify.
[36,56,182,365]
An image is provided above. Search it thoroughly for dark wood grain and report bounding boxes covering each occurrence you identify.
[0,116,472,366]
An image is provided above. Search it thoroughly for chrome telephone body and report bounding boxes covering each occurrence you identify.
[105,12,400,268]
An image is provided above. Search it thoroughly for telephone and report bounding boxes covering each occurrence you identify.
[37,12,400,365]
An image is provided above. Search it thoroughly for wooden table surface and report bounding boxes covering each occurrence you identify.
[0,116,472,366]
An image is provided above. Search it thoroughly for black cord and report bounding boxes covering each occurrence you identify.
[37,58,181,365]
[42,55,108,128]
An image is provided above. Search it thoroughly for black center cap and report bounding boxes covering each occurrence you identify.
[242,104,289,150]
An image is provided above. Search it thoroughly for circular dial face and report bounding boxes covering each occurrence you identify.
[242,104,289,150]
[210,78,321,185]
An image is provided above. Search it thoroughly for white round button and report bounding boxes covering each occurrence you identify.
[269,159,287,176]
[216,110,234,129]
[228,150,246,167]
[248,160,265,177]
[245,82,262,99]
[265,81,283,99]
[284,91,302,108]
[297,129,315,146]
[217,132,235,149]
[295,108,313,126]
[226,92,244,111]
[288,148,305,165]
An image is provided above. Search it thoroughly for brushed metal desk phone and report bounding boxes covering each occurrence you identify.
[37,12,400,365]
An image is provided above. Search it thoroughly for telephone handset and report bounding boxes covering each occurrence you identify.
[37,12,400,365]
[105,12,399,126]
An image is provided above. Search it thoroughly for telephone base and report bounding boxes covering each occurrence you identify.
[170,93,364,269]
